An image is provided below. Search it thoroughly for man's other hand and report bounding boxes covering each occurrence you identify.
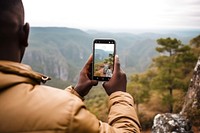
[103,55,127,96]
[75,55,98,97]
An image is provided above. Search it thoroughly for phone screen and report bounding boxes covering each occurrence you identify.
[92,39,116,81]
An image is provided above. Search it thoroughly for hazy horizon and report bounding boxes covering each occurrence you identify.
[29,26,200,36]
[23,0,200,31]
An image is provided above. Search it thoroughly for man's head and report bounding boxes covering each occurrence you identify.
[0,0,29,62]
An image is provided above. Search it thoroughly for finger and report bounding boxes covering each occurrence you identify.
[102,81,105,87]
[113,55,120,72]
[102,81,106,88]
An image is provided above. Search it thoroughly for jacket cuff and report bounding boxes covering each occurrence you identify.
[108,91,134,109]
[65,86,85,101]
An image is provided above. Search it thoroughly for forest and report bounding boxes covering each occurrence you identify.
[23,27,200,131]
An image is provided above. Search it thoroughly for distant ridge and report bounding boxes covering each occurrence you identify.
[23,27,199,83]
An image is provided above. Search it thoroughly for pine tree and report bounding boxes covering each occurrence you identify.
[152,37,196,113]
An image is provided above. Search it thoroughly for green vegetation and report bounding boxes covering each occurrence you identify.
[153,38,196,112]
[128,35,199,130]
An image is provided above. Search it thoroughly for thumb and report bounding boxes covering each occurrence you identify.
[113,55,120,73]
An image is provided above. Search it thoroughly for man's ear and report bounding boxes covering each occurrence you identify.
[20,22,30,47]
[19,23,30,62]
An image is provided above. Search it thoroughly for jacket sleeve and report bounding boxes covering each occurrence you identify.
[99,91,141,133]
[69,90,141,133]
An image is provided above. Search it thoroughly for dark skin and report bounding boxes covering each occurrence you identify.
[0,9,29,62]
[75,55,126,97]
[103,55,127,95]
[0,6,127,96]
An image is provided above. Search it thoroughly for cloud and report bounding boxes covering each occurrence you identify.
[23,0,200,29]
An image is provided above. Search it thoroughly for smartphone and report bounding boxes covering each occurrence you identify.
[92,39,116,81]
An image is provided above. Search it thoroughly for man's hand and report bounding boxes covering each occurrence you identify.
[103,55,127,96]
[74,55,98,97]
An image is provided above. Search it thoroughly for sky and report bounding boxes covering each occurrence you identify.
[96,43,115,52]
[23,0,200,31]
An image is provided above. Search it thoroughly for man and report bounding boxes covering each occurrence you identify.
[0,0,141,132]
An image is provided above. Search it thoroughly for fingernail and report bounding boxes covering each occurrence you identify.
[102,82,105,87]
[116,55,119,62]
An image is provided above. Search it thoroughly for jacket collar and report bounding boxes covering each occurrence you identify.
[0,61,50,90]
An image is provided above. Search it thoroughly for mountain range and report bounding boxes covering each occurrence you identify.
[22,27,200,85]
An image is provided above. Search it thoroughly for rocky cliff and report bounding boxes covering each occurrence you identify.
[181,57,200,127]
[152,57,200,132]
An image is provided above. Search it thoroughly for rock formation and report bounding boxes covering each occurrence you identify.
[181,57,200,127]
[152,113,192,133]
[152,57,200,133]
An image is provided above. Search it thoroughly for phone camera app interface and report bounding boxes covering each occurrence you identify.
[94,43,115,78]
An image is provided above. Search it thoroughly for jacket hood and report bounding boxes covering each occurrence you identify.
[0,61,50,90]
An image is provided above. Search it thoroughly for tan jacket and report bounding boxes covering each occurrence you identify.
[0,61,140,133]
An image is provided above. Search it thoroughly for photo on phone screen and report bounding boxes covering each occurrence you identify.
[92,39,116,81]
